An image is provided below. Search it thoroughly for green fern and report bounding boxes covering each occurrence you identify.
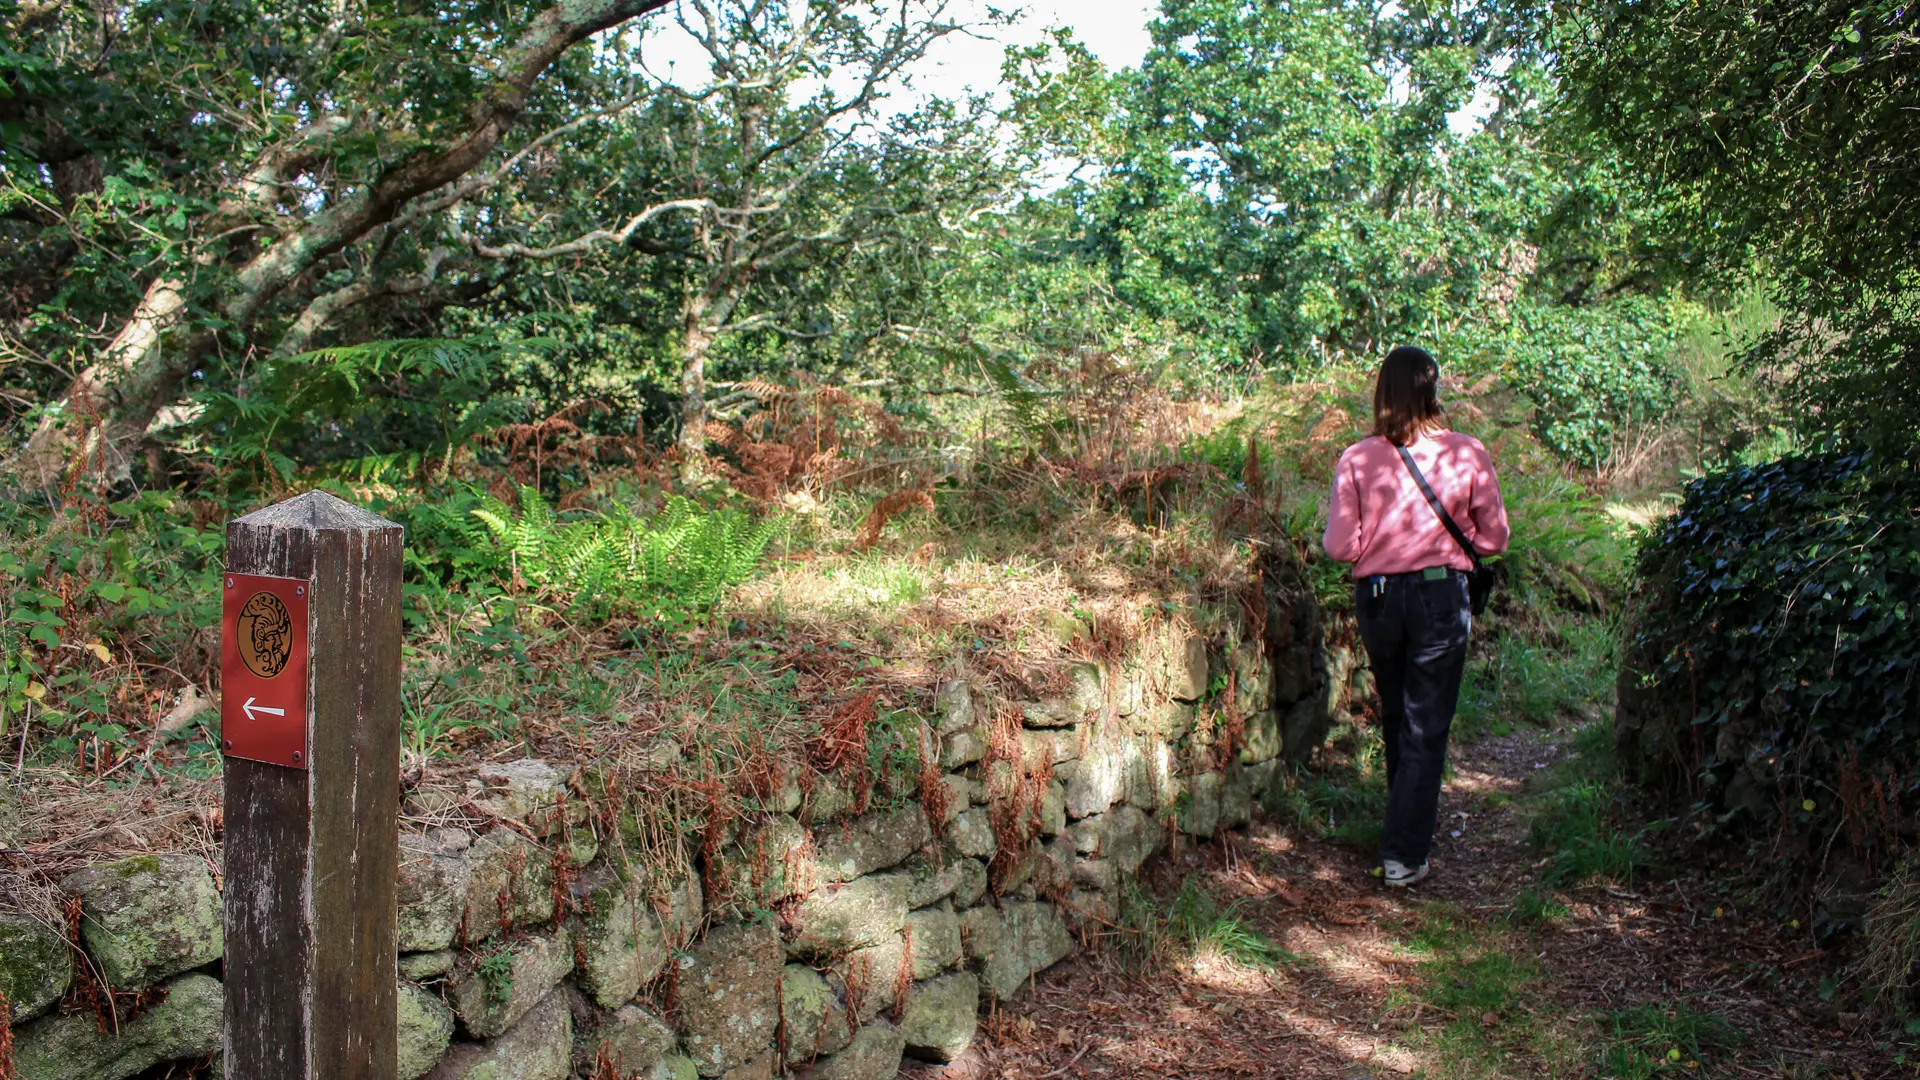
[462,488,777,625]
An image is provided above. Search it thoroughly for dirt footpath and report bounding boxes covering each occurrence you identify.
[907,729,1905,1080]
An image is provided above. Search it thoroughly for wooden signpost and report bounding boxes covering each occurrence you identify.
[221,491,403,1080]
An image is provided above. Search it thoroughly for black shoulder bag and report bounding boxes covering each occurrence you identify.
[1395,445,1495,616]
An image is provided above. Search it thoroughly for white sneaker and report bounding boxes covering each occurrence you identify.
[1383,859,1429,887]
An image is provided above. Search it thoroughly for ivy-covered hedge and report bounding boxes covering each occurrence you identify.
[1617,453,1920,875]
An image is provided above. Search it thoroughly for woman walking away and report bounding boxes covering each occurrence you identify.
[1323,345,1508,887]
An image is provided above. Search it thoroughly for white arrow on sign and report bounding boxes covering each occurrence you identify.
[242,696,286,721]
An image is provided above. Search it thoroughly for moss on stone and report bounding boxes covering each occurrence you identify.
[0,917,71,1023]
[60,854,222,989]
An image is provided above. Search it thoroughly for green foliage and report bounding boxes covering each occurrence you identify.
[187,333,554,483]
[1265,725,1388,852]
[1168,880,1297,968]
[1527,780,1650,887]
[0,492,225,767]
[475,946,516,1008]
[1495,469,1633,611]
[1393,904,1562,1069]
[405,488,778,628]
[1504,887,1569,927]
[1594,1002,1743,1077]
[1496,299,1681,470]
[1625,454,1919,856]
[1456,618,1616,737]
[1557,0,1920,448]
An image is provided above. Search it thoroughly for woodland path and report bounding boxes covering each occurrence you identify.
[905,727,1904,1080]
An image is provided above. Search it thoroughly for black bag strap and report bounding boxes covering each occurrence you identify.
[1395,444,1484,570]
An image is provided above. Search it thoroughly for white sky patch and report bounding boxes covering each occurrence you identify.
[634,0,1156,104]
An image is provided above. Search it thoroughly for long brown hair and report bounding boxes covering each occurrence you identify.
[1372,345,1446,446]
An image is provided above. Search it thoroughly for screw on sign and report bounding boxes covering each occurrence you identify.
[220,572,309,768]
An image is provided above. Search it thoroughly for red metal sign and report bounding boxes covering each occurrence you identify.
[220,572,310,769]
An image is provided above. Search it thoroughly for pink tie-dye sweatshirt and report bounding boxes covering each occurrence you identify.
[1322,431,1510,579]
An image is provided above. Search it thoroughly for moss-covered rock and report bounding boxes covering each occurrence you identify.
[933,680,976,732]
[950,857,989,909]
[399,977,456,1080]
[399,828,475,952]
[1017,729,1078,767]
[898,971,979,1062]
[60,854,221,989]
[574,865,666,1009]
[905,905,961,978]
[472,759,585,837]
[947,809,995,860]
[1238,708,1282,764]
[460,829,549,939]
[1067,887,1118,926]
[1281,693,1330,766]
[1168,635,1209,701]
[678,919,782,1077]
[794,1018,904,1080]
[813,804,929,883]
[400,949,458,981]
[571,1000,676,1079]
[1123,741,1178,811]
[977,901,1074,1001]
[1178,771,1223,837]
[826,933,908,1024]
[936,774,970,828]
[723,815,812,906]
[1229,641,1272,717]
[899,855,965,910]
[1220,761,1252,829]
[12,972,222,1080]
[786,872,911,957]
[1245,758,1284,810]
[778,963,852,1062]
[1037,780,1066,837]
[447,927,575,1039]
[937,727,987,770]
[0,915,71,1023]
[957,906,1002,963]
[426,985,572,1080]
[799,774,856,826]
[720,1051,776,1080]
[1070,805,1160,876]
[1066,661,1105,722]
[649,866,705,950]
[1063,742,1127,819]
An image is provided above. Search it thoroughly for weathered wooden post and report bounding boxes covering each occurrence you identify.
[221,491,403,1080]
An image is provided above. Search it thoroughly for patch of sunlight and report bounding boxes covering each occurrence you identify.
[1603,499,1675,535]
[1277,924,1407,994]
[1447,766,1519,796]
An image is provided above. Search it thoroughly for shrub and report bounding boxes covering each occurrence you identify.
[1497,298,1682,471]
[1619,452,1920,873]
[404,487,778,627]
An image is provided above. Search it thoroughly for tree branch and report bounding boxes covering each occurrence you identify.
[227,0,678,327]
[458,198,716,260]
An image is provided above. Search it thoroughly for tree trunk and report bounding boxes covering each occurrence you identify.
[7,0,674,488]
[677,304,716,482]
[19,276,186,490]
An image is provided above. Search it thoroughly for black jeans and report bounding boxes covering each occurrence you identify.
[1354,569,1471,868]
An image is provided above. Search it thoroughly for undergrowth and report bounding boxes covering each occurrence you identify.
[1168,879,1299,969]
[1388,902,1746,1079]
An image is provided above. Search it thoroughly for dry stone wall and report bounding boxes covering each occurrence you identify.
[2,589,1364,1080]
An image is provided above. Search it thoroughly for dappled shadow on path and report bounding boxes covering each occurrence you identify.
[914,726,1908,1080]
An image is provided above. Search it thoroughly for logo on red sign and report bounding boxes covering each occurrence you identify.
[221,573,309,769]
